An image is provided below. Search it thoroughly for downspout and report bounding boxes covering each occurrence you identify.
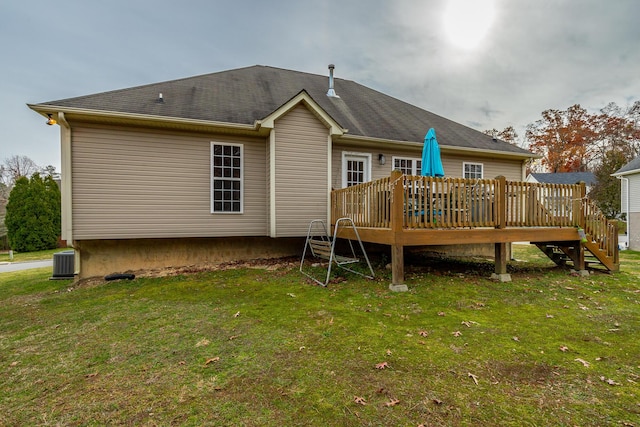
[269,129,277,237]
[621,176,629,248]
[57,112,78,273]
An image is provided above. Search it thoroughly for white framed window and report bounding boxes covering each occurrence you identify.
[342,152,371,187]
[463,162,483,179]
[392,156,422,175]
[211,142,243,213]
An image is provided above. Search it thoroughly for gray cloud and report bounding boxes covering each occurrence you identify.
[2,0,639,170]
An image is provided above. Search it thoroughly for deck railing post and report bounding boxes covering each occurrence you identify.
[389,170,406,289]
[495,176,506,229]
[575,182,586,228]
[390,170,404,233]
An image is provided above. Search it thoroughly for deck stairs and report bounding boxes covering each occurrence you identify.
[535,235,619,273]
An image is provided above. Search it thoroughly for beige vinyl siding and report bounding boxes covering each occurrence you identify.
[72,124,267,239]
[332,143,524,188]
[629,174,640,213]
[273,105,329,237]
[444,155,523,181]
[332,143,405,189]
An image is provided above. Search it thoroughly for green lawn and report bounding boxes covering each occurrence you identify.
[0,248,71,263]
[1,246,639,426]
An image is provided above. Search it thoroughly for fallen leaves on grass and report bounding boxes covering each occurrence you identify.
[575,358,590,368]
[461,320,479,327]
[204,357,220,366]
[452,331,462,337]
[559,346,569,352]
[375,361,389,370]
[419,330,429,337]
[85,372,98,379]
[468,372,479,385]
[386,349,392,356]
[437,311,446,316]
[599,376,619,386]
[195,338,210,347]
[178,361,186,366]
[354,396,367,405]
[512,336,520,342]
[383,398,400,407]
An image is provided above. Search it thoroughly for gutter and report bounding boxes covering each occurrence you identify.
[27,104,259,133]
[338,134,538,161]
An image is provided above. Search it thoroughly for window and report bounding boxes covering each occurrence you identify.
[211,143,243,213]
[463,162,483,179]
[342,152,371,187]
[392,157,422,175]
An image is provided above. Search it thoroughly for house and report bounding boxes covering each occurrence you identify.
[29,65,539,279]
[613,156,640,250]
[526,172,597,194]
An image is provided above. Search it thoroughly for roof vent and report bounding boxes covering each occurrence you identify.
[158,93,164,103]
[326,64,339,98]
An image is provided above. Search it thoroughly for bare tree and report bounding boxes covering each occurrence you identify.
[1,155,41,188]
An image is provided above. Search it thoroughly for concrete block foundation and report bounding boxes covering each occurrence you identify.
[73,237,304,279]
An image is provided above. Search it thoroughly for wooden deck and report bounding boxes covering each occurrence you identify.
[331,171,619,286]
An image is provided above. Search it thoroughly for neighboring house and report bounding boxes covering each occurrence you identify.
[613,156,640,250]
[526,172,597,194]
[29,65,536,278]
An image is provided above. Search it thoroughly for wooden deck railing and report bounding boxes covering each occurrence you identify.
[331,176,393,228]
[332,171,586,230]
[504,181,581,227]
[583,198,619,263]
[402,175,497,228]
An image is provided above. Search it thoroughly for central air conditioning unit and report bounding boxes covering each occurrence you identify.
[51,250,75,279]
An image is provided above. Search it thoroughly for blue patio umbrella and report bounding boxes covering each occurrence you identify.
[421,128,445,177]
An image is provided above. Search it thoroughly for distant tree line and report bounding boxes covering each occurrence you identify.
[487,101,640,219]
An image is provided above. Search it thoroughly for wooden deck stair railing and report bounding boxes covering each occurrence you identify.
[581,197,619,271]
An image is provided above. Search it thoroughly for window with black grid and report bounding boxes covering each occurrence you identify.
[211,143,242,213]
[463,162,483,179]
[393,157,422,175]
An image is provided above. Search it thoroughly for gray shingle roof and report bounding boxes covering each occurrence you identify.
[530,172,596,185]
[613,156,640,175]
[35,65,532,156]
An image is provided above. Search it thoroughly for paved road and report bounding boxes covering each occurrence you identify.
[0,260,53,273]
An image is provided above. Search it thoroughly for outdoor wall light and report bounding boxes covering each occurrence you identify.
[46,114,57,126]
[378,154,386,165]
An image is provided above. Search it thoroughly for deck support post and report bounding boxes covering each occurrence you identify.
[494,242,508,274]
[571,242,586,271]
[389,244,407,291]
[491,176,511,282]
[389,170,408,292]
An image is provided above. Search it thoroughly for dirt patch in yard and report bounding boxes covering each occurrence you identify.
[71,256,302,289]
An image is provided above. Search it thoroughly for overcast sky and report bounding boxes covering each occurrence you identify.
[2,0,639,172]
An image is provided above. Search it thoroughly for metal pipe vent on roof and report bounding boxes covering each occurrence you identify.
[327,64,339,98]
